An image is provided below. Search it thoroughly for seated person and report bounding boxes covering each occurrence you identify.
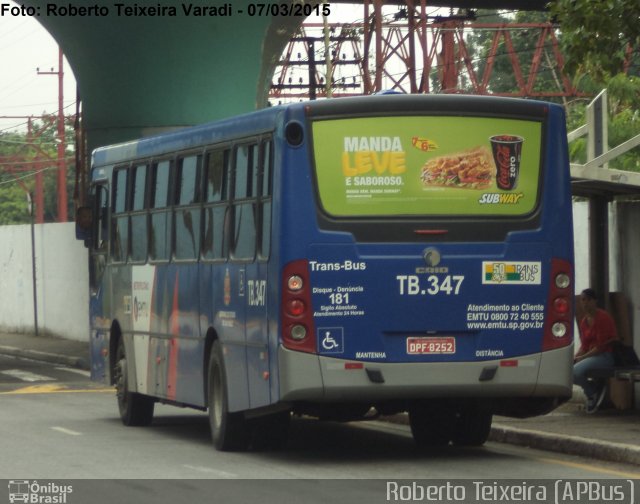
[573,288,618,413]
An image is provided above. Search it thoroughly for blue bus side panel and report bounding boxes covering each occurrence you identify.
[244,261,271,409]
[199,263,249,411]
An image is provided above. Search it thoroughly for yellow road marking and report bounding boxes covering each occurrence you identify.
[536,456,640,479]
[0,384,114,395]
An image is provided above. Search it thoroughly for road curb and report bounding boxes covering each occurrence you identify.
[0,345,89,371]
[384,413,640,466]
[490,424,640,466]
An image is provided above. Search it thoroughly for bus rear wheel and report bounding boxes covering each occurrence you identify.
[408,403,454,448]
[114,338,154,426]
[451,406,492,446]
[208,341,249,451]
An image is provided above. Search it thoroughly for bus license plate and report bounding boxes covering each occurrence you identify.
[407,337,456,355]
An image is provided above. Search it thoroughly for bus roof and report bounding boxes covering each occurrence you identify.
[91,105,283,167]
[92,95,556,168]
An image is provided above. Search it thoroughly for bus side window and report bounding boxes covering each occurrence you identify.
[89,184,109,291]
[258,140,273,260]
[204,150,227,202]
[250,143,259,200]
[111,167,129,263]
[203,149,229,261]
[94,184,109,251]
[231,144,256,260]
[149,160,172,262]
[174,154,202,261]
[130,164,149,263]
[234,145,250,199]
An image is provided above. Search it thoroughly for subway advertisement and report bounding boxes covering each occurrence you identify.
[312,115,543,216]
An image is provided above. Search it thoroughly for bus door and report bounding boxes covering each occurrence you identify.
[88,181,110,382]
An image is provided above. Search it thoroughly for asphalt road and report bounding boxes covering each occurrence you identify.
[1,355,639,504]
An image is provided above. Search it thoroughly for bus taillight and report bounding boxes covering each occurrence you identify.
[286,299,306,317]
[281,260,316,353]
[542,258,573,351]
[553,297,570,314]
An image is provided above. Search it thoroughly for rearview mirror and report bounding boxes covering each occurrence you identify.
[75,206,92,244]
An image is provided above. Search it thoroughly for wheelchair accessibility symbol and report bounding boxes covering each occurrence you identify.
[318,327,344,354]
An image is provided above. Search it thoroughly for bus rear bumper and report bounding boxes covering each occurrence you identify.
[278,344,573,404]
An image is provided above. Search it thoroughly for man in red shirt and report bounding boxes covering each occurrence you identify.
[573,288,618,413]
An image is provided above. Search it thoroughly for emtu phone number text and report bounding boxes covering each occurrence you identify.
[467,303,545,332]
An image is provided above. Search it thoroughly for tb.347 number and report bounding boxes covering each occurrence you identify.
[396,275,464,296]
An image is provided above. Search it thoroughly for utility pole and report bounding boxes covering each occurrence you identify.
[323,7,332,98]
[38,47,68,222]
[28,118,45,224]
[271,35,360,99]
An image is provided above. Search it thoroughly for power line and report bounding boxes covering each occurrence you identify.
[0,102,77,134]
[0,156,75,168]
[0,137,63,147]
[0,165,58,187]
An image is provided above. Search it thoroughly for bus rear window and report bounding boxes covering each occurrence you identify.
[312,115,543,217]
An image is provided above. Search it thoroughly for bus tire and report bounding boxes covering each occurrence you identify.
[408,404,454,448]
[208,341,249,451]
[115,338,154,426]
[451,406,492,446]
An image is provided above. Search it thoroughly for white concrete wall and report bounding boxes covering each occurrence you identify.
[0,222,89,341]
[613,201,640,342]
[572,201,589,294]
[572,200,622,297]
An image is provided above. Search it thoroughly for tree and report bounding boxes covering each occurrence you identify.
[0,184,32,225]
[551,0,640,173]
[565,75,640,172]
[550,0,640,81]
[462,10,517,94]
[462,10,570,99]
[0,120,75,225]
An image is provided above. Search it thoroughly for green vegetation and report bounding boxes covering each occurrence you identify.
[0,119,75,225]
[460,5,639,172]
[550,0,640,171]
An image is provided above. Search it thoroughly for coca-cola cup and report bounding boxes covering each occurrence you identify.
[490,135,524,190]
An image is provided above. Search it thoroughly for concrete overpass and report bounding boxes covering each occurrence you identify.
[22,0,304,153]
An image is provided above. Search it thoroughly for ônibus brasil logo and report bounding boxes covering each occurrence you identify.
[8,480,73,504]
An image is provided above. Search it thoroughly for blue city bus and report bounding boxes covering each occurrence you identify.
[79,95,574,450]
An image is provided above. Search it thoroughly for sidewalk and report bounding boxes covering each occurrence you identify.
[0,331,90,370]
[491,402,640,466]
[1,331,639,466]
